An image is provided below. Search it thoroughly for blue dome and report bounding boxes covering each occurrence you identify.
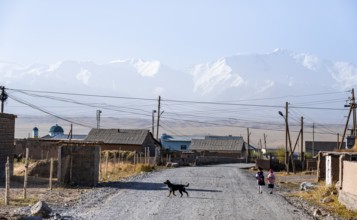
[49,124,64,133]
[33,127,39,131]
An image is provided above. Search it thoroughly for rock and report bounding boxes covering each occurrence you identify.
[322,191,330,197]
[22,217,42,220]
[300,182,315,191]
[171,163,179,167]
[321,197,334,203]
[313,208,322,217]
[53,213,61,220]
[30,201,52,218]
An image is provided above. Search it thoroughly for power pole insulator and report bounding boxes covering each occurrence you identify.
[0,86,8,113]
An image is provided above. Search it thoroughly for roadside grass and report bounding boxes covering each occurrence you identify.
[291,182,357,219]
[0,196,37,206]
[100,162,157,182]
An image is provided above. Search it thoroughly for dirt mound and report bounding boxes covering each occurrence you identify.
[28,160,58,178]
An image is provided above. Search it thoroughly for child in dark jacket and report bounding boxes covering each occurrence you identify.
[255,167,265,194]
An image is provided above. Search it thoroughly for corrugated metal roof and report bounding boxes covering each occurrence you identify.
[189,138,245,151]
[85,129,149,145]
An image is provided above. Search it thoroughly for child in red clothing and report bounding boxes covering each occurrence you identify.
[267,169,276,194]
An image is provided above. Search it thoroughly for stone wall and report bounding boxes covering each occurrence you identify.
[339,161,357,211]
[0,113,16,180]
[58,144,100,186]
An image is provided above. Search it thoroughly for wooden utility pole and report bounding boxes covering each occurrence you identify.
[246,128,251,163]
[49,157,53,190]
[5,157,10,205]
[352,88,356,136]
[263,133,267,158]
[340,89,356,149]
[259,139,262,158]
[337,133,340,149]
[286,116,296,174]
[301,116,304,170]
[312,123,315,156]
[156,96,161,140]
[0,86,8,113]
[285,102,289,169]
[23,148,29,199]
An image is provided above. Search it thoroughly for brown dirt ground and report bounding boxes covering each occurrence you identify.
[0,167,350,219]
[0,175,90,219]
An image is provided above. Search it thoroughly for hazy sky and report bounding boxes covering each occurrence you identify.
[0,0,356,68]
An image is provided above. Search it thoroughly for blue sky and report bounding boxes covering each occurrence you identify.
[0,0,356,68]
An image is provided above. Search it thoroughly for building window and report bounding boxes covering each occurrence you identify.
[180,145,187,150]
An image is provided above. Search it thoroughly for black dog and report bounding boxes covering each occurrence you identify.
[163,180,189,197]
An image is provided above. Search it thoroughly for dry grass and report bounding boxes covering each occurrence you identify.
[292,183,357,219]
[99,162,156,182]
[0,196,38,207]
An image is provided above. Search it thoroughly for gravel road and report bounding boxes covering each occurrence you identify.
[61,164,313,220]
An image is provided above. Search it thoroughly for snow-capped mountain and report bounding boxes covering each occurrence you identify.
[1,49,356,102]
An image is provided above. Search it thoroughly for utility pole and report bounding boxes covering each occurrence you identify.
[352,88,356,136]
[285,102,289,170]
[312,123,315,156]
[337,133,339,149]
[156,96,161,140]
[0,86,8,113]
[259,138,262,159]
[246,128,250,163]
[152,110,156,137]
[301,116,304,170]
[263,133,267,158]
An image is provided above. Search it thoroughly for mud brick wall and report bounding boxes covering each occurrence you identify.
[0,113,16,180]
[317,152,326,181]
[15,139,59,160]
[58,145,100,186]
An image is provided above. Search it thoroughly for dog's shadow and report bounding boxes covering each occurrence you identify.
[100,181,223,195]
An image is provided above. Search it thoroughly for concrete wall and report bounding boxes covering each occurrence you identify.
[58,144,100,186]
[341,161,357,195]
[325,155,340,186]
[0,113,16,180]
[339,161,357,212]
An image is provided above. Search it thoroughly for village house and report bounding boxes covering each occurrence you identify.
[160,133,204,151]
[189,135,246,158]
[84,128,160,156]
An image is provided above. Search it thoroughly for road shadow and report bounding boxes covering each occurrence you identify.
[188,188,222,193]
[99,181,223,194]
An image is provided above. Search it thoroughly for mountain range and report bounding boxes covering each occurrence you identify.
[1,49,356,103]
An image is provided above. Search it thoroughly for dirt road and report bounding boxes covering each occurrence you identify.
[62,164,313,220]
